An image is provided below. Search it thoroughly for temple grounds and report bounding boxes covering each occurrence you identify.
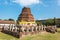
[0,28,60,40]
[20,28,60,40]
[0,7,59,40]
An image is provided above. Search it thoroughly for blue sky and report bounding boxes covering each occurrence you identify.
[0,0,60,20]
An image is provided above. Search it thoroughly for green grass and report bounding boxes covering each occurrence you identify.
[0,32,19,40]
[20,28,60,40]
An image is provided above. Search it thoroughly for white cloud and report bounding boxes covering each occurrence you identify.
[12,0,40,6]
[0,0,46,7]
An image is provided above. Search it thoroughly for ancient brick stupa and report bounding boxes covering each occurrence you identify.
[17,7,36,26]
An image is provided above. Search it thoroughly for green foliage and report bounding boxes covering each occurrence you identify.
[4,18,15,21]
[36,20,42,26]
[54,17,56,25]
[0,19,2,20]
[8,18,15,21]
[36,18,60,27]
[46,18,54,26]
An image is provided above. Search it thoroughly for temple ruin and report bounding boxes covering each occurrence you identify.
[17,7,37,26]
[0,7,57,38]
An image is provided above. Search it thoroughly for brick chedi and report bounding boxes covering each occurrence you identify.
[18,7,34,22]
[17,7,36,26]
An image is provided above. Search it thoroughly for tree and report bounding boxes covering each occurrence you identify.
[8,18,15,21]
[46,18,54,26]
[36,20,42,26]
[0,19,2,20]
[53,17,56,25]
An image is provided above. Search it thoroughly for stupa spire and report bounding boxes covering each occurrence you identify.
[18,7,34,22]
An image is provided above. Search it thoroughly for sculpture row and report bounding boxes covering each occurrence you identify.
[0,25,57,38]
[20,25,57,37]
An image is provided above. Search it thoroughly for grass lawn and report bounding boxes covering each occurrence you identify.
[0,32,19,40]
[20,28,60,40]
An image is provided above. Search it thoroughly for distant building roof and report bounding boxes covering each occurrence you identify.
[0,20,15,24]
